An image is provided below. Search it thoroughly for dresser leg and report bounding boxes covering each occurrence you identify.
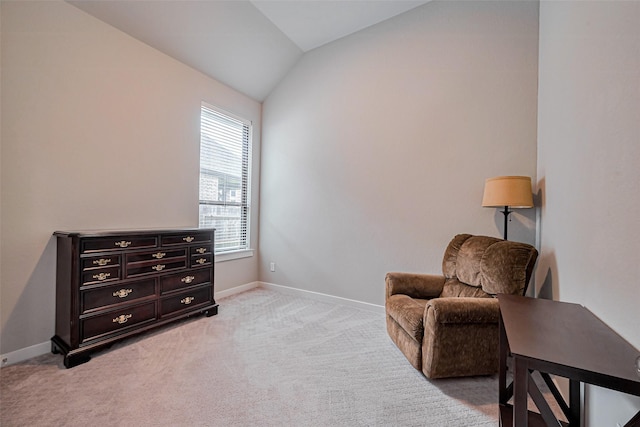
[51,342,60,354]
[205,305,219,317]
[64,353,91,369]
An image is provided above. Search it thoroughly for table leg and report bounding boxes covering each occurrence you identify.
[499,313,509,405]
[569,379,580,426]
[514,357,529,427]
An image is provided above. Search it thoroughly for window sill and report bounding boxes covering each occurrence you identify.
[215,249,254,263]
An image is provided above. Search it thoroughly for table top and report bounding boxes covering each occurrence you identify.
[498,294,640,395]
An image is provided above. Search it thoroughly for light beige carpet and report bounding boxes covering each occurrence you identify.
[1,288,502,426]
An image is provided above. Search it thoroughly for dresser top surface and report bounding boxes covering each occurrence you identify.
[54,228,215,238]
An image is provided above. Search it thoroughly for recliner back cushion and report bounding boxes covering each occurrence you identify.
[442,234,536,296]
[442,234,473,279]
[456,236,503,288]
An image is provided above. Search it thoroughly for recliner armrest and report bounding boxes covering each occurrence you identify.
[424,297,499,324]
[385,272,445,300]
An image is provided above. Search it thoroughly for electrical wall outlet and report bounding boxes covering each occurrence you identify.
[269,262,276,272]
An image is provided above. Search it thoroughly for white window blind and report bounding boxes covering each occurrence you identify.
[199,104,251,253]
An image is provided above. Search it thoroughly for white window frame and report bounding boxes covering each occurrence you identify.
[199,103,253,261]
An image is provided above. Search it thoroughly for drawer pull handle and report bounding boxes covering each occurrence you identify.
[93,258,111,266]
[115,241,132,248]
[152,252,166,259]
[196,248,207,254]
[181,297,195,305]
[181,276,195,284]
[93,272,111,281]
[195,258,207,265]
[113,314,132,324]
[183,236,195,243]
[152,264,166,271]
[113,289,133,298]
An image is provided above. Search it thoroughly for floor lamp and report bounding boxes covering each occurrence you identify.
[482,176,534,240]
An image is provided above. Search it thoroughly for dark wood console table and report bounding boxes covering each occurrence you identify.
[498,294,640,427]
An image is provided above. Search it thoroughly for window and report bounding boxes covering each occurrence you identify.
[199,103,252,253]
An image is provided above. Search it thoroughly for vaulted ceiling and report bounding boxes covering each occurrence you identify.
[68,1,430,101]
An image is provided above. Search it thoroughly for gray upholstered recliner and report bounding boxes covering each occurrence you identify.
[385,234,538,379]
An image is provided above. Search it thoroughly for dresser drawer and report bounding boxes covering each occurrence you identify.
[81,255,120,270]
[191,253,213,268]
[125,259,187,277]
[81,236,158,253]
[190,246,212,256]
[81,278,156,313]
[159,268,212,294]
[160,286,211,318]
[125,249,186,264]
[81,301,156,343]
[161,232,211,246]
[81,266,120,285]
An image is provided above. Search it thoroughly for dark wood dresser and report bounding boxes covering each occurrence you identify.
[51,228,218,368]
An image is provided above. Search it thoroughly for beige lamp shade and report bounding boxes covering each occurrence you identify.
[482,176,533,208]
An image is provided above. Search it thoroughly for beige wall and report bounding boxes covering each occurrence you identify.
[0,1,261,355]
[259,1,539,305]
[536,1,640,424]
[3,0,637,423]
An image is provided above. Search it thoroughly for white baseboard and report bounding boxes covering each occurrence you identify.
[1,281,382,367]
[1,341,51,368]
[214,281,260,299]
[259,281,385,315]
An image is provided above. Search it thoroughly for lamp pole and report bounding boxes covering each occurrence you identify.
[501,206,511,240]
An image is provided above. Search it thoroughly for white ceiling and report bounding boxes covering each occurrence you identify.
[68,1,430,101]
[251,1,430,52]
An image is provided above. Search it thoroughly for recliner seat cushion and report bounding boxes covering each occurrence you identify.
[439,278,491,298]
